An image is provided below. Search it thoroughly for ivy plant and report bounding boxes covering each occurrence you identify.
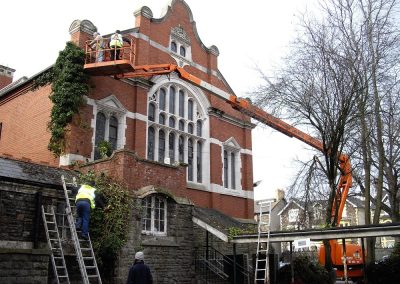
[34,41,89,156]
[78,171,134,280]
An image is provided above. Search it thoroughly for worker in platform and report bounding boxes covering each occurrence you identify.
[89,32,105,62]
[75,181,107,240]
[109,30,123,60]
[126,251,153,284]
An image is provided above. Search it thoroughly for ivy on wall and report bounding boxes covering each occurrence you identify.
[78,171,135,280]
[34,41,89,156]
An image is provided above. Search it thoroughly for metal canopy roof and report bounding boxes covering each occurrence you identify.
[233,222,400,243]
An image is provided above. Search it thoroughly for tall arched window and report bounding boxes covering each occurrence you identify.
[231,152,236,189]
[179,135,184,162]
[169,87,176,114]
[147,127,155,160]
[158,130,165,163]
[223,150,228,188]
[188,138,193,181]
[196,120,202,137]
[188,99,193,121]
[109,116,118,150]
[94,112,106,160]
[197,141,202,182]
[148,82,206,183]
[159,88,166,111]
[169,132,175,164]
[179,90,185,117]
[148,103,156,122]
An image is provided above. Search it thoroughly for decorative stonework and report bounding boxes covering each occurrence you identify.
[69,19,97,35]
[133,6,153,19]
[171,25,191,45]
[209,45,220,56]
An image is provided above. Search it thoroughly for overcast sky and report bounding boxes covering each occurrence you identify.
[1,0,316,200]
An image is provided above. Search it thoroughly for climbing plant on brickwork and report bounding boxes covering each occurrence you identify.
[34,41,88,156]
[78,171,136,280]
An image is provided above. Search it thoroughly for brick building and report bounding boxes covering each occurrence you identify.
[0,1,258,282]
[0,0,255,219]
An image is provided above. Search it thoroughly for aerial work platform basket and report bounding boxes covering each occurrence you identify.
[83,38,136,76]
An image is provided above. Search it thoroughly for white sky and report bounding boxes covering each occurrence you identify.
[1,0,316,200]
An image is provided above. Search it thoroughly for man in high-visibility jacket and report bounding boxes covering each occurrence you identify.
[75,181,106,240]
[109,30,123,60]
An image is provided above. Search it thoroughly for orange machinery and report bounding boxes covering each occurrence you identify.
[83,41,364,281]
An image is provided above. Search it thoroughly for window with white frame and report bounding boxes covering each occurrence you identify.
[93,96,126,160]
[147,83,206,183]
[222,139,241,190]
[141,195,167,235]
[313,204,323,220]
[169,26,192,65]
[288,208,299,222]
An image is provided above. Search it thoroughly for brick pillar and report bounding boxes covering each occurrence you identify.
[0,65,15,90]
[68,19,97,49]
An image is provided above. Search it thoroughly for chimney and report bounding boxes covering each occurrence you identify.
[276,189,285,201]
[0,65,15,90]
[69,19,97,49]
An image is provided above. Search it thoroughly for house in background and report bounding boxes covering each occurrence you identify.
[0,1,259,282]
[254,189,287,253]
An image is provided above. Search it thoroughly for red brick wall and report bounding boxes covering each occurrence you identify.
[0,76,12,90]
[0,84,58,166]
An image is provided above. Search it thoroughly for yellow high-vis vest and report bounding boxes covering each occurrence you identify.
[75,184,96,209]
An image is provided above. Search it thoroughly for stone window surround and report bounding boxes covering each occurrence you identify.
[141,194,168,236]
[222,138,242,191]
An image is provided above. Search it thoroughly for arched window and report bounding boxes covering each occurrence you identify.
[179,120,185,131]
[148,82,206,183]
[170,41,177,53]
[158,130,165,163]
[169,117,175,128]
[196,120,202,137]
[159,88,166,111]
[179,90,185,117]
[169,132,175,164]
[148,103,156,122]
[178,135,184,162]
[188,123,193,134]
[188,99,193,121]
[188,138,193,181]
[197,141,202,182]
[169,86,176,114]
[94,112,106,160]
[159,113,165,125]
[147,127,155,160]
[231,152,236,189]
[142,195,167,235]
[109,116,118,150]
[223,150,228,188]
[180,46,186,57]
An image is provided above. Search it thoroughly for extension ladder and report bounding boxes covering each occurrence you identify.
[42,205,70,284]
[61,175,102,284]
[254,199,275,284]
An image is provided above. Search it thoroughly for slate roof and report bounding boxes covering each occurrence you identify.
[193,206,256,236]
[0,156,77,187]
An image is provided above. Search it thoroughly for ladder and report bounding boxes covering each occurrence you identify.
[42,205,70,284]
[61,175,102,284]
[254,199,275,284]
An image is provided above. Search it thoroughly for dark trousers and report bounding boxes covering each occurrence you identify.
[110,46,121,60]
[75,200,90,237]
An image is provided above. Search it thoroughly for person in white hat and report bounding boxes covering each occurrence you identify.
[89,31,105,62]
[126,251,153,284]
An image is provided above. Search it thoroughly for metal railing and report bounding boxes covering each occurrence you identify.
[195,246,254,284]
[84,38,135,65]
